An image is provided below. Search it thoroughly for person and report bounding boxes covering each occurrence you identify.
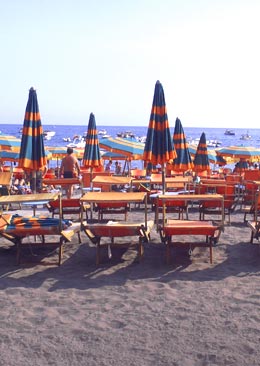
[115,161,122,175]
[60,147,81,198]
[105,160,113,172]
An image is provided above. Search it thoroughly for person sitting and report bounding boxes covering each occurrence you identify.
[105,160,113,172]
[115,161,122,175]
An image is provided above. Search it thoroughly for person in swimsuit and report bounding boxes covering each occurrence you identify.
[60,147,81,198]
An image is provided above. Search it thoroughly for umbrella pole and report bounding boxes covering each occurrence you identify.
[32,170,37,194]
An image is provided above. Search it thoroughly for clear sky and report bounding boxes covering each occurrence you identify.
[1,0,260,128]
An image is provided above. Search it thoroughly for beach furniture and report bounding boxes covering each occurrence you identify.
[0,192,81,265]
[83,220,154,265]
[159,219,222,264]
[46,198,90,221]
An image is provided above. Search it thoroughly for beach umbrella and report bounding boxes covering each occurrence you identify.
[82,113,102,187]
[0,150,20,162]
[193,132,210,172]
[216,146,260,162]
[99,137,144,160]
[18,87,47,192]
[171,117,193,173]
[143,80,176,193]
[0,135,21,151]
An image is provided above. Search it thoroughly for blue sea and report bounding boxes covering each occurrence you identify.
[1,123,260,149]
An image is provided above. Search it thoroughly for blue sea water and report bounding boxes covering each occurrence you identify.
[1,123,260,149]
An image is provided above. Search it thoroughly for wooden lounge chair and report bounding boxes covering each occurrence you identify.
[159,220,222,264]
[95,202,129,221]
[46,198,90,221]
[0,214,81,265]
[83,220,154,265]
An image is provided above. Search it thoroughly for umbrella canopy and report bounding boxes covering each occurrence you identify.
[99,137,144,160]
[171,117,193,172]
[143,80,176,193]
[18,87,47,192]
[193,132,211,172]
[0,150,20,162]
[83,113,102,169]
[0,135,21,151]
[216,146,260,162]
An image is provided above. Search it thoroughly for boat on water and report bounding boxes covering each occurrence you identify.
[240,131,251,140]
[188,138,222,148]
[43,130,56,140]
[63,137,71,142]
[66,135,86,148]
[98,129,108,136]
[117,131,136,139]
[224,129,235,136]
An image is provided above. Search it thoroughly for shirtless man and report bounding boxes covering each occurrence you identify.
[60,147,81,198]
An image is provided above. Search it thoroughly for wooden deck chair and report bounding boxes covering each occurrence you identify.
[159,219,222,264]
[46,198,89,221]
[83,220,154,265]
[0,214,81,265]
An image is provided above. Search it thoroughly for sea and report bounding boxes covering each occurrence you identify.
[1,124,260,169]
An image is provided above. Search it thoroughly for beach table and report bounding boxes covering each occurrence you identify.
[42,177,82,195]
[80,191,148,226]
[91,175,132,191]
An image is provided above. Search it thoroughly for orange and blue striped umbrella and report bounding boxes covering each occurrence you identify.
[99,137,144,160]
[143,80,176,193]
[171,117,193,172]
[18,87,47,171]
[143,81,176,165]
[83,113,102,168]
[216,146,260,161]
[193,132,210,172]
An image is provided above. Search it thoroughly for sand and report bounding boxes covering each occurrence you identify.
[0,203,260,366]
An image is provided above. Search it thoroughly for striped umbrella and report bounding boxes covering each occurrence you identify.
[83,113,102,168]
[83,113,102,187]
[18,87,47,192]
[99,137,144,160]
[0,135,21,151]
[216,146,260,162]
[193,132,211,172]
[171,117,193,173]
[143,80,176,193]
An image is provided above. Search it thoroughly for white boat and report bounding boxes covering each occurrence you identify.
[66,135,86,148]
[224,129,235,136]
[43,130,56,140]
[98,129,108,136]
[240,131,251,140]
[63,137,71,142]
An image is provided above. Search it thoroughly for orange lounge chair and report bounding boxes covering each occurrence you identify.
[159,220,222,264]
[46,198,90,220]
[0,214,81,265]
[83,220,154,265]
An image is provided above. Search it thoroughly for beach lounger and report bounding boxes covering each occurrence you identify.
[83,220,154,265]
[46,198,90,220]
[159,220,222,264]
[0,214,81,265]
[247,220,260,244]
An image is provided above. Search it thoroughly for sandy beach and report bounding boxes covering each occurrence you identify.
[0,203,260,366]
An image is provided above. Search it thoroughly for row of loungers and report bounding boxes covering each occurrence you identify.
[0,212,227,265]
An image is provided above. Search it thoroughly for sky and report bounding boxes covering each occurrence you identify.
[1,0,260,128]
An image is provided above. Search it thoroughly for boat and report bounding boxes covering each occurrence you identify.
[98,129,108,136]
[117,131,136,139]
[63,137,71,142]
[224,129,235,136]
[66,135,86,148]
[240,131,251,140]
[43,130,56,140]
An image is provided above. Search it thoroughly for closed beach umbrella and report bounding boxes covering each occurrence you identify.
[19,87,47,192]
[83,113,102,187]
[143,80,176,193]
[193,132,210,173]
[171,117,193,173]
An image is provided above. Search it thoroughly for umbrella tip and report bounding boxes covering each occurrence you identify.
[29,86,36,91]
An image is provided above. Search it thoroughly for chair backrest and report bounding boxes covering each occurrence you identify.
[130,169,146,178]
[0,172,12,187]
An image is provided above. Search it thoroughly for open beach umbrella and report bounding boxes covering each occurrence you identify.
[18,87,47,192]
[216,146,260,162]
[99,137,144,160]
[82,113,102,186]
[46,146,82,168]
[0,135,21,151]
[143,80,176,193]
[171,117,193,173]
[193,132,210,172]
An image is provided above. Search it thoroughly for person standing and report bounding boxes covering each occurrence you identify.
[60,147,81,198]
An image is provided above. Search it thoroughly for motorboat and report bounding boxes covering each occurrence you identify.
[43,130,56,140]
[117,131,136,139]
[63,137,71,142]
[66,135,86,148]
[98,129,108,136]
[224,129,235,136]
[240,131,251,140]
